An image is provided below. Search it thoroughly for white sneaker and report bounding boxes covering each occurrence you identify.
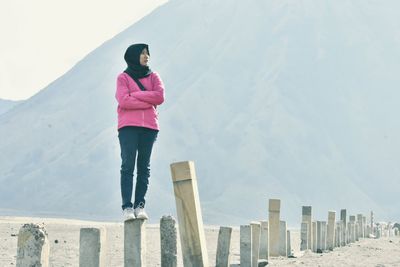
[123,207,135,221]
[134,203,148,220]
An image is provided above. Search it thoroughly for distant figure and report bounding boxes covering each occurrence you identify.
[115,43,165,221]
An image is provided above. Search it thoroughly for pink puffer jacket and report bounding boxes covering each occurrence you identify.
[115,72,165,130]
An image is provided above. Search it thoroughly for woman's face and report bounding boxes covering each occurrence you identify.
[140,48,150,66]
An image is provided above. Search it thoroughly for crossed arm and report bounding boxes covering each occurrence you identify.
[115,73,165,109]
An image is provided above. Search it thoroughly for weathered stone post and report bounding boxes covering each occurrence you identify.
[362,216,367,238]
[125,219,146,267]
[370,211,374,230]
[160,215,177,267]
[348,216,356,243]
[300,222,308,251]
[259,221,269,260]
[286,230,292,257]
[335,222,341,248]
[321,221,327,251]
[347,222,352,243]
[268,199,281,257]
[215,226,232,267]
[316,221,322,252]
[16,223,49,267]
[79,227,106,267]
[357,214,363,239]
[301,206,312,250]
[240,225,252,267]
[250,222,261,267]
[340,209,347,246]
[279,221,287,257]
[327,211,336,251]
[312,221,317,252]
[170,161,209,267]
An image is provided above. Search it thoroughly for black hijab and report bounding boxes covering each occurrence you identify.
[123,43,153,80]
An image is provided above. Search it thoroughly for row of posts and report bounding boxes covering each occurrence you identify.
[14,161,400,266]
[299,208,389,253]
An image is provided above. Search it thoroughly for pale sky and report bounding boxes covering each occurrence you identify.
[0,0,167,101]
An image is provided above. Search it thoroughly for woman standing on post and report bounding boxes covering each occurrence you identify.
[115,43,165,221]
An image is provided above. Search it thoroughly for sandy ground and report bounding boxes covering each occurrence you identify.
[1,216,399,267]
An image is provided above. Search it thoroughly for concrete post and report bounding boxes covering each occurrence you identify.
[79,227,106,267]
[301,206,312,250]
[279,221,287,257]
[240,225,252,267]
[312,221,317,252]
[125,219,146,267]
[348,222,355,243]
[250,222,261,267]
[160,215,177,267]
[287,230,292,257]
[340,209,347,246]
[357,214,363,239]
[321,221,327,251]
[341,220,346,246]
[327,211,336,251]
[362,216,367,238]
[252,222,262,266]
[259,221,269,260]
[215,226,232,267]
[316,221,322,252]
[16,223,49,267]
[268,199,281,257]
[170,161,209,267]
[300,222,308,251]
[370,211,374,230]
[335,222,341,248]
[355,223,360,241]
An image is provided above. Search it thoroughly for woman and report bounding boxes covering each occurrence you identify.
[115,43,165,221]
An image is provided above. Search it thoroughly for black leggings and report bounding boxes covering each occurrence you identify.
[118,126,158,210]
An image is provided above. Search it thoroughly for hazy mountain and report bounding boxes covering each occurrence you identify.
[0,99,24,116]
[1,0,400,226]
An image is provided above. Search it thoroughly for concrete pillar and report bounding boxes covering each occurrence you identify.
[316,221,322,252]
[79,227,106,267]
[348,222,355,243]
[124,219,146,267]
[341,220,346,246]
[268,199,281,257]
[16,223,49,267]
[286,230,292,257]
[340,209,347,246]
[370,211,374,230]
[335,222,341,248]
[321,221,327,251]
[240,225,252,267]
[170,161,209,267]
[327,211,336,251]
[279,221,287,257]
[259,221,269,260]
[357,214,363,239]
[215,226,232,267]
[340,209,347,227]
[301,206,312,250]
[160,215,177,267]
[376,225,381,238]
[300,222,308,251]
[362,216,367,238]
[250,222,261,267]
[355,223,360,241]
[312,221,317,252]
